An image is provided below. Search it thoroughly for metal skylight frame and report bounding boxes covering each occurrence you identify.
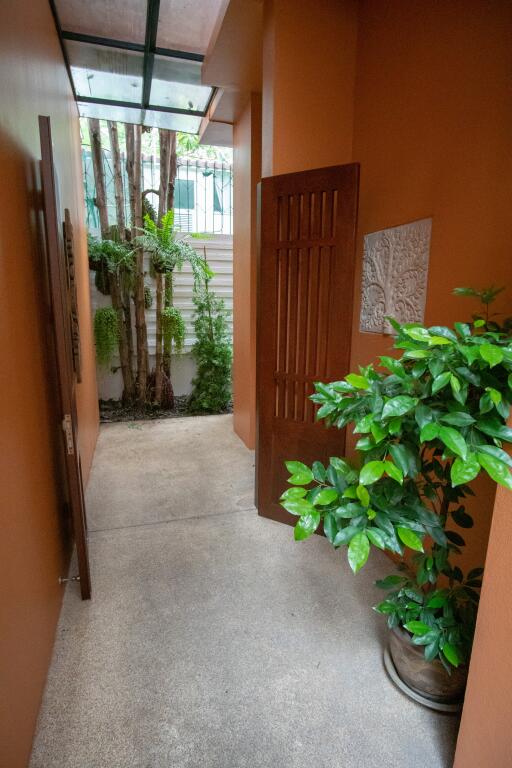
[48,0,216,129]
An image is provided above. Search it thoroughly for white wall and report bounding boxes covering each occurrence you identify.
[91,234,233,400]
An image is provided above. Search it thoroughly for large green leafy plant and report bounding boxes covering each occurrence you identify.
[282,319,512,671]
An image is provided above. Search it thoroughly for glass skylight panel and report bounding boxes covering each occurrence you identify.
[142,110,202,134]
[68,41,143,103]
[55,0,147,44]
[156,0,225,55]
[150,56,212,113]
[78,102,143,126]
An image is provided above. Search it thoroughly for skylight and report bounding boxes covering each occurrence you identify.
[50,0,223,133]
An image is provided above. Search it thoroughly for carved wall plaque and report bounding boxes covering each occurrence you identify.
[63,208,82,382]
[360,217,432,334]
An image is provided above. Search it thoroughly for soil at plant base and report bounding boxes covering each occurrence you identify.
[99,397,233,423]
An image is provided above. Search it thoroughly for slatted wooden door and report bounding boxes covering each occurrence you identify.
[256,164,359,524]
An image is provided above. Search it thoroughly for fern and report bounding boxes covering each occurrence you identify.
[136,211,212,283]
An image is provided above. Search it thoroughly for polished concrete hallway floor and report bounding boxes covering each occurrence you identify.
[30,415,459,768]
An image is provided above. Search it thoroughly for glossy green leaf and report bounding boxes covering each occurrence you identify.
[438,426,468,459]
[397,527,424,552]
[346,373,370,390]
[404,621,431,636]
[420,423,439,442]
[359,460,385,485]
[480,343,504,367]
[294,510,321,540]
[356,484,370,507]
[477,452,512,490]
[442,643,460,667]
[288,470,314,485]
[375,574,406,589]
[439,412,476,426]
[281,498,315,516]
[451,454,480,486]
[384,461,403,484]
[323,512,337,544]
[312,461,327,482]
[388,443,418,477]
[382,396,418,420]
[313,487,338,506]
[366,528,386,549]
[431,371,451,394]
[348,532,370,573]
[280,487,307,500]
[477,417,512,442]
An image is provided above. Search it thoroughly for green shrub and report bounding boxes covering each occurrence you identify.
[188,281,232,413]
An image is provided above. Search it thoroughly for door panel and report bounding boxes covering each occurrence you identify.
[256,164,359,524]
[39,115,92,599]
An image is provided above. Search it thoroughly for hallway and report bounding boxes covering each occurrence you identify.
[30,416,458,767]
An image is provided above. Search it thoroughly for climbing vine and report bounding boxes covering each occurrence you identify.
[94,307,119,366]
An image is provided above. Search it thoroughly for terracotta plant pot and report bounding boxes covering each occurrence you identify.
[388,626,467,705]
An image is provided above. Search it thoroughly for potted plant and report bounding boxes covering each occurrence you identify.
[281,318,512,707]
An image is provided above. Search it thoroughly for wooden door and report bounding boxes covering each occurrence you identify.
[39,116,92,599]
[256,164,359,524]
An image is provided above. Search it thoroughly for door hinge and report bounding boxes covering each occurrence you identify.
[62,414,74,455]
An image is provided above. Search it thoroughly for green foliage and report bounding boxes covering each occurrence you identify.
[94,307,119,366]
[144,284,153,309]
[136,211,212,283]
[454,284,512,332]
[282,319,512,669]
[188,279,232,414]
[88,234,135,274]
[161,306,185,354]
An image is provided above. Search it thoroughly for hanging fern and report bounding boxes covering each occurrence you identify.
[161,306,185,354]
[94,307,119,366]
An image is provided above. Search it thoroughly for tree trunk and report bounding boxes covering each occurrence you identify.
[89,118,135,401]
[154,129,171,403]
[107,121,135,393]
[126,123,149,403]
[88,119,109,238]
[163,131,177,381]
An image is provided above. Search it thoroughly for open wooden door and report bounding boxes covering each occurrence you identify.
[256,164,359,524]
[39,116,92,599]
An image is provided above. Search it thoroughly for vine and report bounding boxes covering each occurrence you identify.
[94,307,119,367]
[161,306,186,354]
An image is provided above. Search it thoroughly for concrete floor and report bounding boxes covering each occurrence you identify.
[30,415,459,768]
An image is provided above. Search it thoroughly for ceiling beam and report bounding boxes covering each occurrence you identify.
[142,0,160,109]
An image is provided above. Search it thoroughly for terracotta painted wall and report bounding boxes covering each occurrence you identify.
[233,93,262,448]
[349,0,512,570]
[0,1,99,766]
[454,478,512,767]
[262,0,358,177]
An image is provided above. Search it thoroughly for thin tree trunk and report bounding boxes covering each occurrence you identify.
[89,118,135,401]
[108,121,134,392]
[163,131,177,380]
[88,119,109,238]
[127,123,149,403]
[154,129,171,403]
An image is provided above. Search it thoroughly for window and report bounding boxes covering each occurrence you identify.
[175,179,195,210]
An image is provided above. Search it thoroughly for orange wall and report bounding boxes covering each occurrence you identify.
[454,479,512,768]
[233,93,262,448]
[349,0,512,570]
[262,0,358,176]
[0,1,99,766]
